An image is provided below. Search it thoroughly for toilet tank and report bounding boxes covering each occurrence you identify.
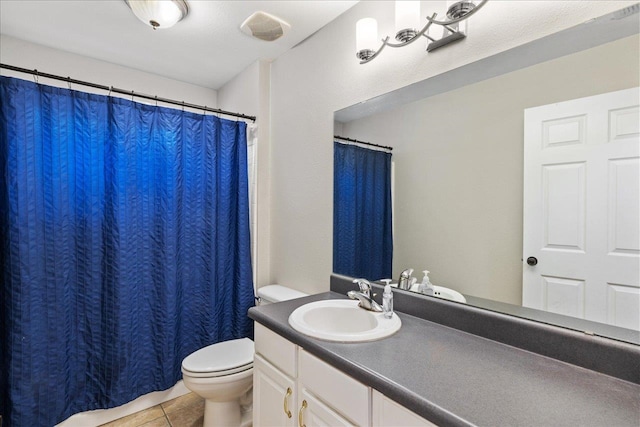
[257,285,307,305]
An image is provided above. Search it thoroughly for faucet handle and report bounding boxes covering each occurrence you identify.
[352,278,372,295]
[400,268,414,278]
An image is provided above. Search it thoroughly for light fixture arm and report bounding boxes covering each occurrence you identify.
[357,0,489,64]
[384,13,438,48]
[360,37,391,64]
[360,13,437,64]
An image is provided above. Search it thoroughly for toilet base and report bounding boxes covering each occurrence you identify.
[203,400,240,427]
[199,386,253,427]
[201,398,253,427]
[182,365,253,427]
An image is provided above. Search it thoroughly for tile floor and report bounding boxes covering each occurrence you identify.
[99,393,204,427]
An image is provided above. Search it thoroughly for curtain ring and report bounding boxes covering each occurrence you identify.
[131,90,134,101]
[108,86,112,97]
[67,77,72,90]
[155,95,158,107]
[182,101,185,112]
[33,69,39,83]
[203,105,207,115]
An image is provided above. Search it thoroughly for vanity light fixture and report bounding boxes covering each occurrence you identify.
[124,0,189,30]
[356,0,488,64]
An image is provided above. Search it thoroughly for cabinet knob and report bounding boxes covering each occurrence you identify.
[298,399,307,427]
[283,387,292,419]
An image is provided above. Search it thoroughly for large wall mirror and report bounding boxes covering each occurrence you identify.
[333,6,640,344]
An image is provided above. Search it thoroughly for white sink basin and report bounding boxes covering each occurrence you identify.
[288,299,401,342]
[432,285,467,303]
[407,282,467,303]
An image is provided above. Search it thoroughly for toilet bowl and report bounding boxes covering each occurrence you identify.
[182,338,254,427]
[181,285,307,427]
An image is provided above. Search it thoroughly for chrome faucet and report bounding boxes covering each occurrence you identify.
[398,268,414,290]
[348,278,383,312]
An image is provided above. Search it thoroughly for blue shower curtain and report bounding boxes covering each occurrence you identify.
[0,76,255,426]
[333,142,392,280]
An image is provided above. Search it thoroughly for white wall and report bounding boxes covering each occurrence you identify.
[268,1,636,295]
[218,60,273,288]
[0,35,217,110]
[341,35,640,305]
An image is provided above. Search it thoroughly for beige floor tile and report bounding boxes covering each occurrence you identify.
[165,398,205,427]
[161,392,204,415]
[99,405,165,427]
[139,417,170,427]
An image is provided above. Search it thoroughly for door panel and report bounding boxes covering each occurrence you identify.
[607,284,640,330]
[542,162,586,251]
[543,115,586,148]
[523,87,640,330]
[608,158,639,255]
[542,276,585,318]
[609,106,639,142]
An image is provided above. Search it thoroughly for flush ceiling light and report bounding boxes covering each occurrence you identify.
[124,0,189,30]
[356,0,488,63]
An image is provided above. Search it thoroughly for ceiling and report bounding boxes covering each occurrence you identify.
[0,0,358,89]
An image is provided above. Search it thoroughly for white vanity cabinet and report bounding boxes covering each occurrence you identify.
[253,324,298,427]
[372,390,435,427]
[254,323,433,427]
[298,349,369,426]
[297,388,354,426]
[253,355,296,427]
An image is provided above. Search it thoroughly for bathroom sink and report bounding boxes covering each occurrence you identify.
[288,299,401,342]
[407,282,467,303]
[432,285,467,303]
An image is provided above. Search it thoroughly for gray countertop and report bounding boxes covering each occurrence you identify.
[248,292,640,427]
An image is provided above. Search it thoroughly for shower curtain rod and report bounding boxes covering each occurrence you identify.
[334,135,393,151]
[0,63,257,122]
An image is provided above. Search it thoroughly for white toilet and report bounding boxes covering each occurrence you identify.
[181,285,307,427]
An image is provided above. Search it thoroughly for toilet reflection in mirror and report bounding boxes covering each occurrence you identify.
[333,9,640,339]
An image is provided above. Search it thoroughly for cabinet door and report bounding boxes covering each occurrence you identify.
[254,354,296,427]
[297,388,355,427]
[298,349,370,426]
[372,390,436,427]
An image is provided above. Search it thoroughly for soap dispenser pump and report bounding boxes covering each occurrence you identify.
[419,270,434,296]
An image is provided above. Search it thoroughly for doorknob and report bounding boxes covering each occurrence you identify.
[526,257,538,266]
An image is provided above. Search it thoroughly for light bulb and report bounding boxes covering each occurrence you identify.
[443,0,475,37]
[395,1,420,42]
[356,18,378,60]
[446,0,476,20]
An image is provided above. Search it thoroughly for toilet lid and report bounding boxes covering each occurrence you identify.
[182,338,254,374]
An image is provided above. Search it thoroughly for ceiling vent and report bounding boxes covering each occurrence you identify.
[240,11,291,42]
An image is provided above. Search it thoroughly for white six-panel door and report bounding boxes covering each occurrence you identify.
[523,88,640,331]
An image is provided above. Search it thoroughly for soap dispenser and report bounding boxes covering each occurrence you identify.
[418,270,434,296]
[382,284,394,319]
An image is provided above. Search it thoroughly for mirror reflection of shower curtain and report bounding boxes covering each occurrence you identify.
[333,142,393,280]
